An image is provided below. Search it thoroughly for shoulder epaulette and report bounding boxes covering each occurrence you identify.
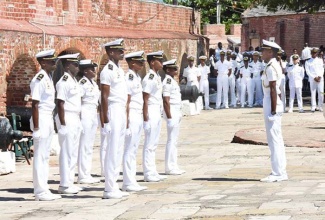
[36,74,44,81]
[149,74,154,80]
[166,78,171,84]
[63,75,68,81]
[80,79,87,84]
[240,66,244,68]
[129,74,134,81]
[288,64,293,67]
[249,65,252,68]
[267,63,271,67]
[108,64,113,70]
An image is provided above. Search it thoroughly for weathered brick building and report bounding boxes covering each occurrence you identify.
[0,0,205,115]
[241,6,325,55]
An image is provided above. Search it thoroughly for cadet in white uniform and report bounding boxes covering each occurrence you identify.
[226,51,237,107]
[277,50,287,112]
[305,48,324,112]
[183,55,201,89]
[162,59,186,175]
[287,55,305,113]
[260,39,287,182]
[122,51,148,192]
[250,51,264,106]
[239,57,253,108]
[55,53,83,194]
[30,49,61,201]
[142,51,166,182]
[77,60,101,184]
[215,50,232,109]
[100,39,129,199]
[198,55,212,110]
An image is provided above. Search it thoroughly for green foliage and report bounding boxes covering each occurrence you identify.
[255,0,325,13]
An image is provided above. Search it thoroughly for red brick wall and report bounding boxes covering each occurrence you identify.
[241,12,325,56]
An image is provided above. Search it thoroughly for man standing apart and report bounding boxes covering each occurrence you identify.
[100,39,129,199]
[142,51,167,182]
[305,48,324,112]
[162,59,186,175]
[56,53,83,194]
[215,50,232,109]
[30,49,61,201]
[198,55,212,110]
[260,40,288,182]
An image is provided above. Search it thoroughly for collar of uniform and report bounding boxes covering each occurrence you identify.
[81,76,91,84]
[149,69,158,75]
[187,65,196,69]
[267,58,277,66]
[128,69,138,76]
[39,69,50,79]
[108,60,119,69]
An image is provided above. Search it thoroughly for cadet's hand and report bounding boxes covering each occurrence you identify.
[32,129,41,139]
[58,125,68,135]
[268,113,282,122]
[143,121,150,132]
[103,123,111,135]
[167,119,176,128]
[125,128,132,137]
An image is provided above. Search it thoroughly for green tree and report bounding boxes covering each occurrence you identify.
[256,0,325,13]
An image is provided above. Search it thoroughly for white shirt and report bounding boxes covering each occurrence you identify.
[100,60,127,105]
[125,69,143,110]
[215,60,232,75]
[79,76,100,108]
[30,69,55,112]
[261,58,282,97]
[142,69,162,105]
[56,72,81,113]
[215,48,223,61]
[183,66,201,86]
[198,64,210,80]
[239,65,252,79]
[289,54,300,65]
[209,56,215,68]
[236,53,243,63]
[287,64,304,88]
[231,59,239,76]
[301,47,311,60]
[250,60,263,78]
[162,75,181,105]
[305,57,324,81]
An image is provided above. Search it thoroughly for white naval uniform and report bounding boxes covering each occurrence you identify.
[100,60,127,193]
[229,59,237,106]
[279,61,287,112]
[287,64,304,111]
[198,64,210,108]
[261,58,287,177]
[240,65,253,107]
[162,75,182,173]
[215,60,232,108]
[78,76,100,181]
[305,57,324,111]
[235,60,242,104]
[183,66,201,89]
[250,61,263,106]
[123,69,143,187]
[142,69,163,179]
[30,70,55,197]
[55,72,82,188]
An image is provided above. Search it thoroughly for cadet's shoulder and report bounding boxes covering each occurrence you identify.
[127,72,134,81]
[249,65,253,68]
[79,78,87,85]
[163,75,172,85]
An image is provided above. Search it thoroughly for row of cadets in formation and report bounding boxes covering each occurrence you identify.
[29,38,185,201]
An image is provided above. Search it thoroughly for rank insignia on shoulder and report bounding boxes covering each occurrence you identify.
[167,78,171,84]
[36,74,44,81]
[149,74,154,80]
[129,74,134,80]
[80,79,87,84]
[240,66,244,68]
[249,65,253,68]
[63,75,68,81]
[267,63,271,67]
[108,64,113,70]
[288,64,293,67]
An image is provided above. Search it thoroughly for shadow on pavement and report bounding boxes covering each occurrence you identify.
[0,197,31,201]
[192,177,259,182]
[0,187,33,194]
[308,127,325,130]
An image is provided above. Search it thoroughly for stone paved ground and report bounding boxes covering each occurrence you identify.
[1,106,325,220]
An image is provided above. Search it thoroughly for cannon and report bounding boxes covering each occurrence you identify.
[0,116,23,151]
[180,85,200,103]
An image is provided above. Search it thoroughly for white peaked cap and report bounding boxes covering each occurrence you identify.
[262,39,281,50]
[147,51,164,59]
[79,59,98,67]
[102,38,124,49]
[57,53,80,60]
[35,49,56,59]
[124,51,145,60]
[199,55,207,60]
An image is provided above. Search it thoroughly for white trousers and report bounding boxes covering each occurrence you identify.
[31,112,54,196]
[200,79,210,108]
[241,78,253,106]
[280,77,286,111]
[104,104,126,192]
[289,87,303,110]
[236,78,241,104]
[143,105,162,178]
[228,76,236,106]
[56,112,82,187]
[97,113,108,177]
[163,105,182,172]
[263,96,287,176]
[251,78,263,105]
[78,107,98,180]
[123,109,143,186]
[216,75,229,108]
[309,79,324,110]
